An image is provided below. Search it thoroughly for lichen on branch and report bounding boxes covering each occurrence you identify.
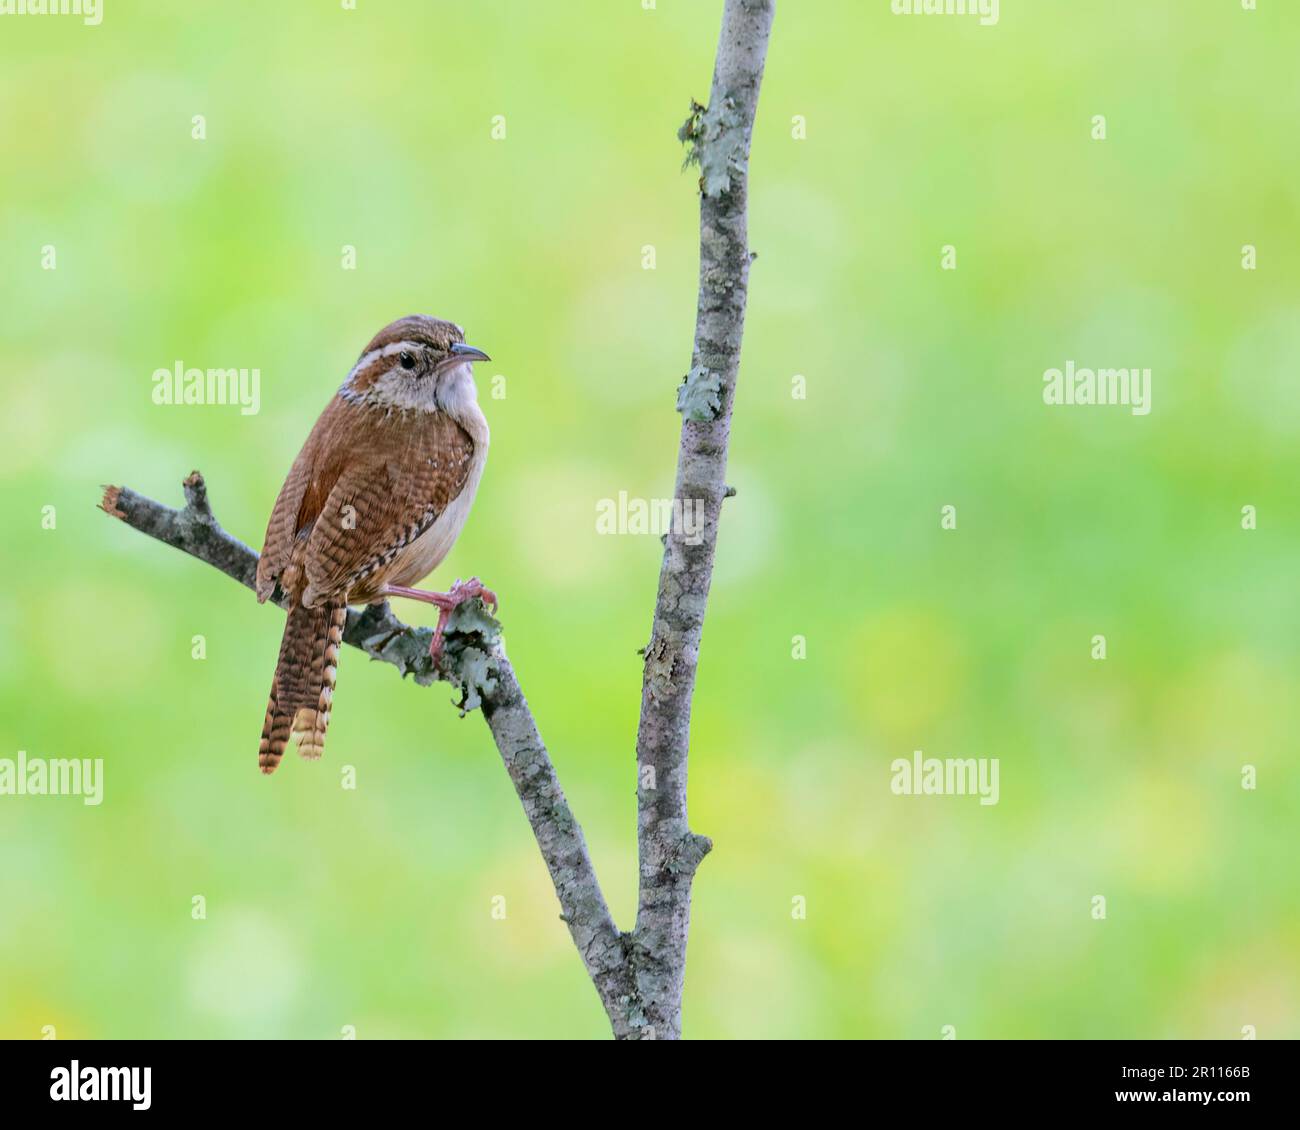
[678,96,748,197]
[676,364,723,421]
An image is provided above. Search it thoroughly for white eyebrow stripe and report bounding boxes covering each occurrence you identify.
[344,341,426,384]
[345,348,381,383]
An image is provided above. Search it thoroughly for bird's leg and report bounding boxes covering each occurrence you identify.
[383,584,457,610]
[383,578,499,662]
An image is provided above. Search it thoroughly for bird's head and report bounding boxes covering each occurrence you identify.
[342,314,490,413]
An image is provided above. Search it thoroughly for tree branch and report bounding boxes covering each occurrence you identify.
[99,475,637,1036]
[631,0,775,1040]
[98,0,773,1042]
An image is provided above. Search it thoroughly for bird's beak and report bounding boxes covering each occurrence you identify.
[450,342,491,363]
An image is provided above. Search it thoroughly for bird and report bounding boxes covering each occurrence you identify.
[253,314,495,775]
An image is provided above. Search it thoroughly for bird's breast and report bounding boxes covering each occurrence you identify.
[385,438,488,589]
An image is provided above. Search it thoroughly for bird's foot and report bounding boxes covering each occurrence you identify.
[446,576,498,615]
[383,578,498,662]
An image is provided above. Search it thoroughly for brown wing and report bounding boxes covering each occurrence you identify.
[255,395,345,603]
[299,404,475,607]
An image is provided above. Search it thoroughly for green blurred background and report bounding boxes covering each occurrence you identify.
[2,0,1298,1039]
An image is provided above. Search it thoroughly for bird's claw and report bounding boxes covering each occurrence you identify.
[427,577,499,660]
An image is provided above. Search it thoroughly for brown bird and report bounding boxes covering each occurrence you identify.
[254,314,495,775]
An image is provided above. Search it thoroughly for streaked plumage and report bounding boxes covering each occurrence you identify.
[255,315,490,774]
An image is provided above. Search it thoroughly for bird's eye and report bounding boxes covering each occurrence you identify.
[399,351,416,370]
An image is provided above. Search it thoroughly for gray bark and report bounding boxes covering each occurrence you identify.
[98,0,773,1041]
[633,0,775,1040]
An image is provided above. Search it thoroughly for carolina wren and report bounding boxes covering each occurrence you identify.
[254,314,495,775]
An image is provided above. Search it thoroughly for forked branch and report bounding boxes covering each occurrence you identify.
[99,0,773,1041]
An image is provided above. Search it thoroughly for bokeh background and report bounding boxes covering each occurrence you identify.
[2,0,1298,1039]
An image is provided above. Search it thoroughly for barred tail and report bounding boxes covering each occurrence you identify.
[258,602,346,774]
